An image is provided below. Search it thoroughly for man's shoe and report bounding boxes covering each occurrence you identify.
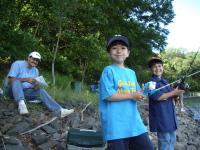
[60,109,74,118]
[181,108,185,112]
[18,100,28,115]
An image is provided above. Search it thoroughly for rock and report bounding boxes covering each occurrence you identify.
[38,140,58,149]
[71,119,80,128]
[6,121,31,135]
[187,145,196,150]
[32,129,44,136]
[1,123,14,134]
[56,142,67,150]
[31,134,48,145]
[175,142,187,150]
[0,120,6,126]
[50,110,61,119]
[4,136,21,145]
[53,133,62,141]
[3,111,14,116]
[42,125,57,134]
[50,121,62,130]
[0,145,26,150]
[0,98,199,150]
[23,117,34,126]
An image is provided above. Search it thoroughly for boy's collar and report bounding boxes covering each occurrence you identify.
[152,74,162,81]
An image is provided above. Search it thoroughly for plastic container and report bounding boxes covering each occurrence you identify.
[67,144,106,150]
[67,129,106,150]
[71,82,81,93]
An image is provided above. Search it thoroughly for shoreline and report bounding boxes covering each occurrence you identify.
[184,95,200,99]
[185,105,200,124]
[183,95,200,123]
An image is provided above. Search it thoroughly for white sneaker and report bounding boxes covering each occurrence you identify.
[18,100,28,115]
[181,108,185,112]
[60,109,74,118]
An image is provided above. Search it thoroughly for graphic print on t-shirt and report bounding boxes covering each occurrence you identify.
[117,80,136,93]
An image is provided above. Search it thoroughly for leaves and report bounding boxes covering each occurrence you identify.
[158,47,200,91]
[1,0,176,84]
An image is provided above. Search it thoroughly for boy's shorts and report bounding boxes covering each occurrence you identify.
[179,94,183,101]
[107,132,154,150]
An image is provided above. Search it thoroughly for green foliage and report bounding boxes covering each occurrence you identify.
[158,48,200,91]
[38,70,99,105]
[1,0,175,84]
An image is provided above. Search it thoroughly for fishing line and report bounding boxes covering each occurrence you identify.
[179,47,199,90]
[143,70,200,97]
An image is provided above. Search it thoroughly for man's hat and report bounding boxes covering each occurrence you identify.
[29,51,41,61]
[148,57,163,68]
[106,34,130,51]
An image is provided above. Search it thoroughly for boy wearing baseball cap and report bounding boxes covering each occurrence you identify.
[148,57,185,150]
[4,51,74,117]
[99,35,154,150]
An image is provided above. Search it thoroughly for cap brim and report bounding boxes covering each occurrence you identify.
[107,36,129,50]
[32,56,41,61]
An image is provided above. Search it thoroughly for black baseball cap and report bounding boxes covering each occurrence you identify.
[106,34,130,51]
[148,57,163,68]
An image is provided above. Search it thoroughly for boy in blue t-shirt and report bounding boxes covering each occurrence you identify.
[99,35,154,150]
[148,57,185,150]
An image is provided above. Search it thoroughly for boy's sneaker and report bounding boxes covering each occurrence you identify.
[181,108,185,112]
[18,100,28,115]
[60,109,74,118]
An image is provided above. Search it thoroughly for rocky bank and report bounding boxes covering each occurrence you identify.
[0,98,200,150]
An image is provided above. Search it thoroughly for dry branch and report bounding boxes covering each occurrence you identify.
[20,117,57,135]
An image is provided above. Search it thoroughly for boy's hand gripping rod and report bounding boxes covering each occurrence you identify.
[142,70,200,97]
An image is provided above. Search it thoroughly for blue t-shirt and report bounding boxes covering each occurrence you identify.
[5,60,39,89]
[149,75,178,132]
[99,65,147,141]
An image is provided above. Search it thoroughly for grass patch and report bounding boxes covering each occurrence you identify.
[38,70,99,105]
[0,70,99,113]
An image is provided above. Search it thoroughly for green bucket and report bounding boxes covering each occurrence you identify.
[71,82,81,93]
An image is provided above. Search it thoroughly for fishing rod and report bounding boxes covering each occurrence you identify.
[156,70,200,91]
[142,47,200,96]
[179,47,200,90]
[187,84,200,90]
[142,70,200,96]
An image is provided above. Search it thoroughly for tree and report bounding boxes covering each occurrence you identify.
[1,0,176,87]
[158,47,200,91]
[0,0,42,61]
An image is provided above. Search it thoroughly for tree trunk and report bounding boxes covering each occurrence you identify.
[52,13,62,99]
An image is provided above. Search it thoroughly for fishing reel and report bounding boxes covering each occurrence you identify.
[179,78,189,90]
[142,81,157,97]
[174,78,188,98]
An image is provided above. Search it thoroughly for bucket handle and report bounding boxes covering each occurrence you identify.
[80,129,96,132]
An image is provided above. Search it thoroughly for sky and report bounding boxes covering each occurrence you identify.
[166,0,200,52]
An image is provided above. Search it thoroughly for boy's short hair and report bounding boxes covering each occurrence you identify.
[106,34,130,52]
[148,57,163,68]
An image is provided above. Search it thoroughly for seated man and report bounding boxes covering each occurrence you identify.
[4,51,74,117]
